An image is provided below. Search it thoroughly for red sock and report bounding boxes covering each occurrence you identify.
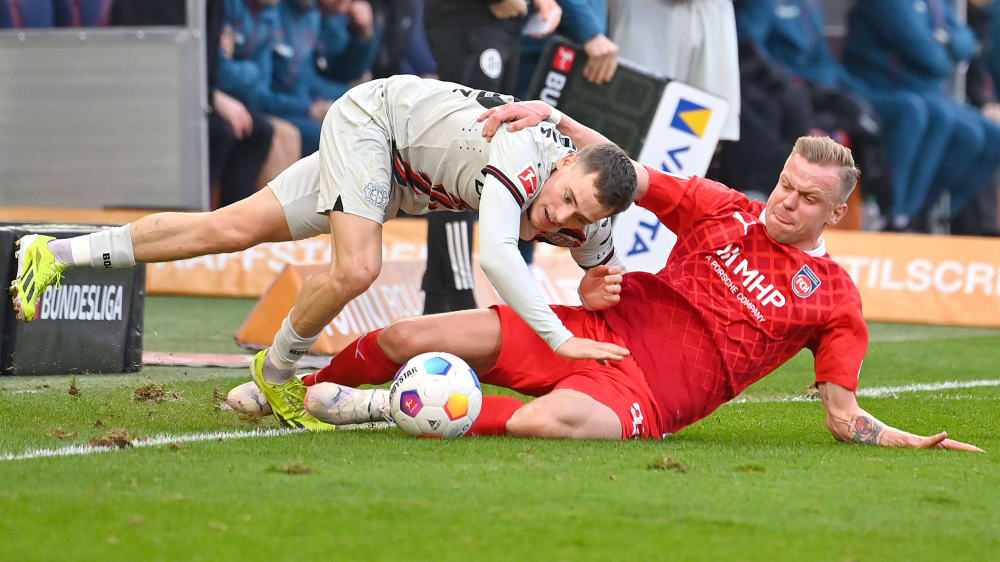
[308,329,402,387]
[467,395,524,436]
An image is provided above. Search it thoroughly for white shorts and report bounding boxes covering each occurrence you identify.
[267,79,401,240]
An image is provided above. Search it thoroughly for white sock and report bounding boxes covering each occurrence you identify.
[369,388,391,422]
[305,385,391,424]
[47,239,75,266]
[266,313,320,381]
[83,225,136,269]
[262,354,296,384]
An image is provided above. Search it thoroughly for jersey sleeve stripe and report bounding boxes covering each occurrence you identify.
[483,165,525,206]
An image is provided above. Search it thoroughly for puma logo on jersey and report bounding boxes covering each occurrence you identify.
[732,211,758,235]
[518,164,538,196]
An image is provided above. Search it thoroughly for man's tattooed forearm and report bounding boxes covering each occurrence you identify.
[850,415,884,444]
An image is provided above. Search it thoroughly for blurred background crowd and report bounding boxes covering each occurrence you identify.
[3,0,999,238]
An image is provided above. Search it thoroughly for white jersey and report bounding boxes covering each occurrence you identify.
[378,75,618,270]
[276,75,622,350]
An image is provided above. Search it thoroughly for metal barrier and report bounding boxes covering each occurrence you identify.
[0,7,207,210]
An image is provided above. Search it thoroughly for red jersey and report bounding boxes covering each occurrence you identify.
[602,168,867,435]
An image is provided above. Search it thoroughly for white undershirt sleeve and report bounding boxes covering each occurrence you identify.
[478,182,574,351]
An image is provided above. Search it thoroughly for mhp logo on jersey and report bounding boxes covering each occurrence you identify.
[517,164,538,196]
[670,99,712,138]
[553,46,576,72]
[792,265,822,298]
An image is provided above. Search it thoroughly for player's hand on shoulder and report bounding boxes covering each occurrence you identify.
[478,101,553,141]
[579,265,623,311]
[555,336,629,363]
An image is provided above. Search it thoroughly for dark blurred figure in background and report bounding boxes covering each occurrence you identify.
[369,0,436,78]
[266,0,355,155]
[219,0,302,194]
[314,0,380,84]
[844,0,1000,232]
[733,0,902,230]
[713,0,816,199]
[956,0,1000,235]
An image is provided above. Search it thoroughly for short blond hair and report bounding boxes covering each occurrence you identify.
[791,136,861,203]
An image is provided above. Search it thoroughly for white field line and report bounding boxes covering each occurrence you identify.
[1,422,393,462]
[728,379,1000,404]
[5,380,997,461]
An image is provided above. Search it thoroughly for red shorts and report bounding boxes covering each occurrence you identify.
[484,305,664,439]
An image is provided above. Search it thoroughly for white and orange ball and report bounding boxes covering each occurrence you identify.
[389,352,482,438]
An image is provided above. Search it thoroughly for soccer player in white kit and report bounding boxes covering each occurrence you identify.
[10,75,636,429]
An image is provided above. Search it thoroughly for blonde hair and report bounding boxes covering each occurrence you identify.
[791,136,861,204]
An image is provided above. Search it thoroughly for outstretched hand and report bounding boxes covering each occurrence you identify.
[579,265,623,311]
[478,101,553,141]
[555,336,629,364]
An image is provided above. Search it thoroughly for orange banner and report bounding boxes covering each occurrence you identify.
[145,217,571,298]
[234,255,585,354]
[151,218,1000,332]
[824,230,1000,327]
[146,218,430,297]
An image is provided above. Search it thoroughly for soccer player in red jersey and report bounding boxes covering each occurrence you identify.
[235,102,980,451]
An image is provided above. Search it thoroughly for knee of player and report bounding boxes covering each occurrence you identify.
[506,406,575,439]
[205,219,258,253]
[380,318,431,360]
[331,259,381,296]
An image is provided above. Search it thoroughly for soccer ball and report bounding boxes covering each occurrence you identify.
[389,352,483,438]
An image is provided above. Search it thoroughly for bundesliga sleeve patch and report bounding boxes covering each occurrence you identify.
[517,164,538,197]
[483,165,525,206]
[792,265,821,298]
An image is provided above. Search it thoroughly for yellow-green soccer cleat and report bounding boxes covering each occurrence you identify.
[249,349,335,431]
[9,234,67,322]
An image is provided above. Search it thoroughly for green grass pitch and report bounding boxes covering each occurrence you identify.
[1,295,998,561]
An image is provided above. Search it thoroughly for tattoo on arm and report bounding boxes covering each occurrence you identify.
[850,415,884,444]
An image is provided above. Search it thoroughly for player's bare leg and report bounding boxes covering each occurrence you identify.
[251,211,383,429]
[11,187,291,321]
[302,309,504,426]
[506,389,621,439]
[285,211,383,345]
[378,309,504,374]
[129,186,292,261]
